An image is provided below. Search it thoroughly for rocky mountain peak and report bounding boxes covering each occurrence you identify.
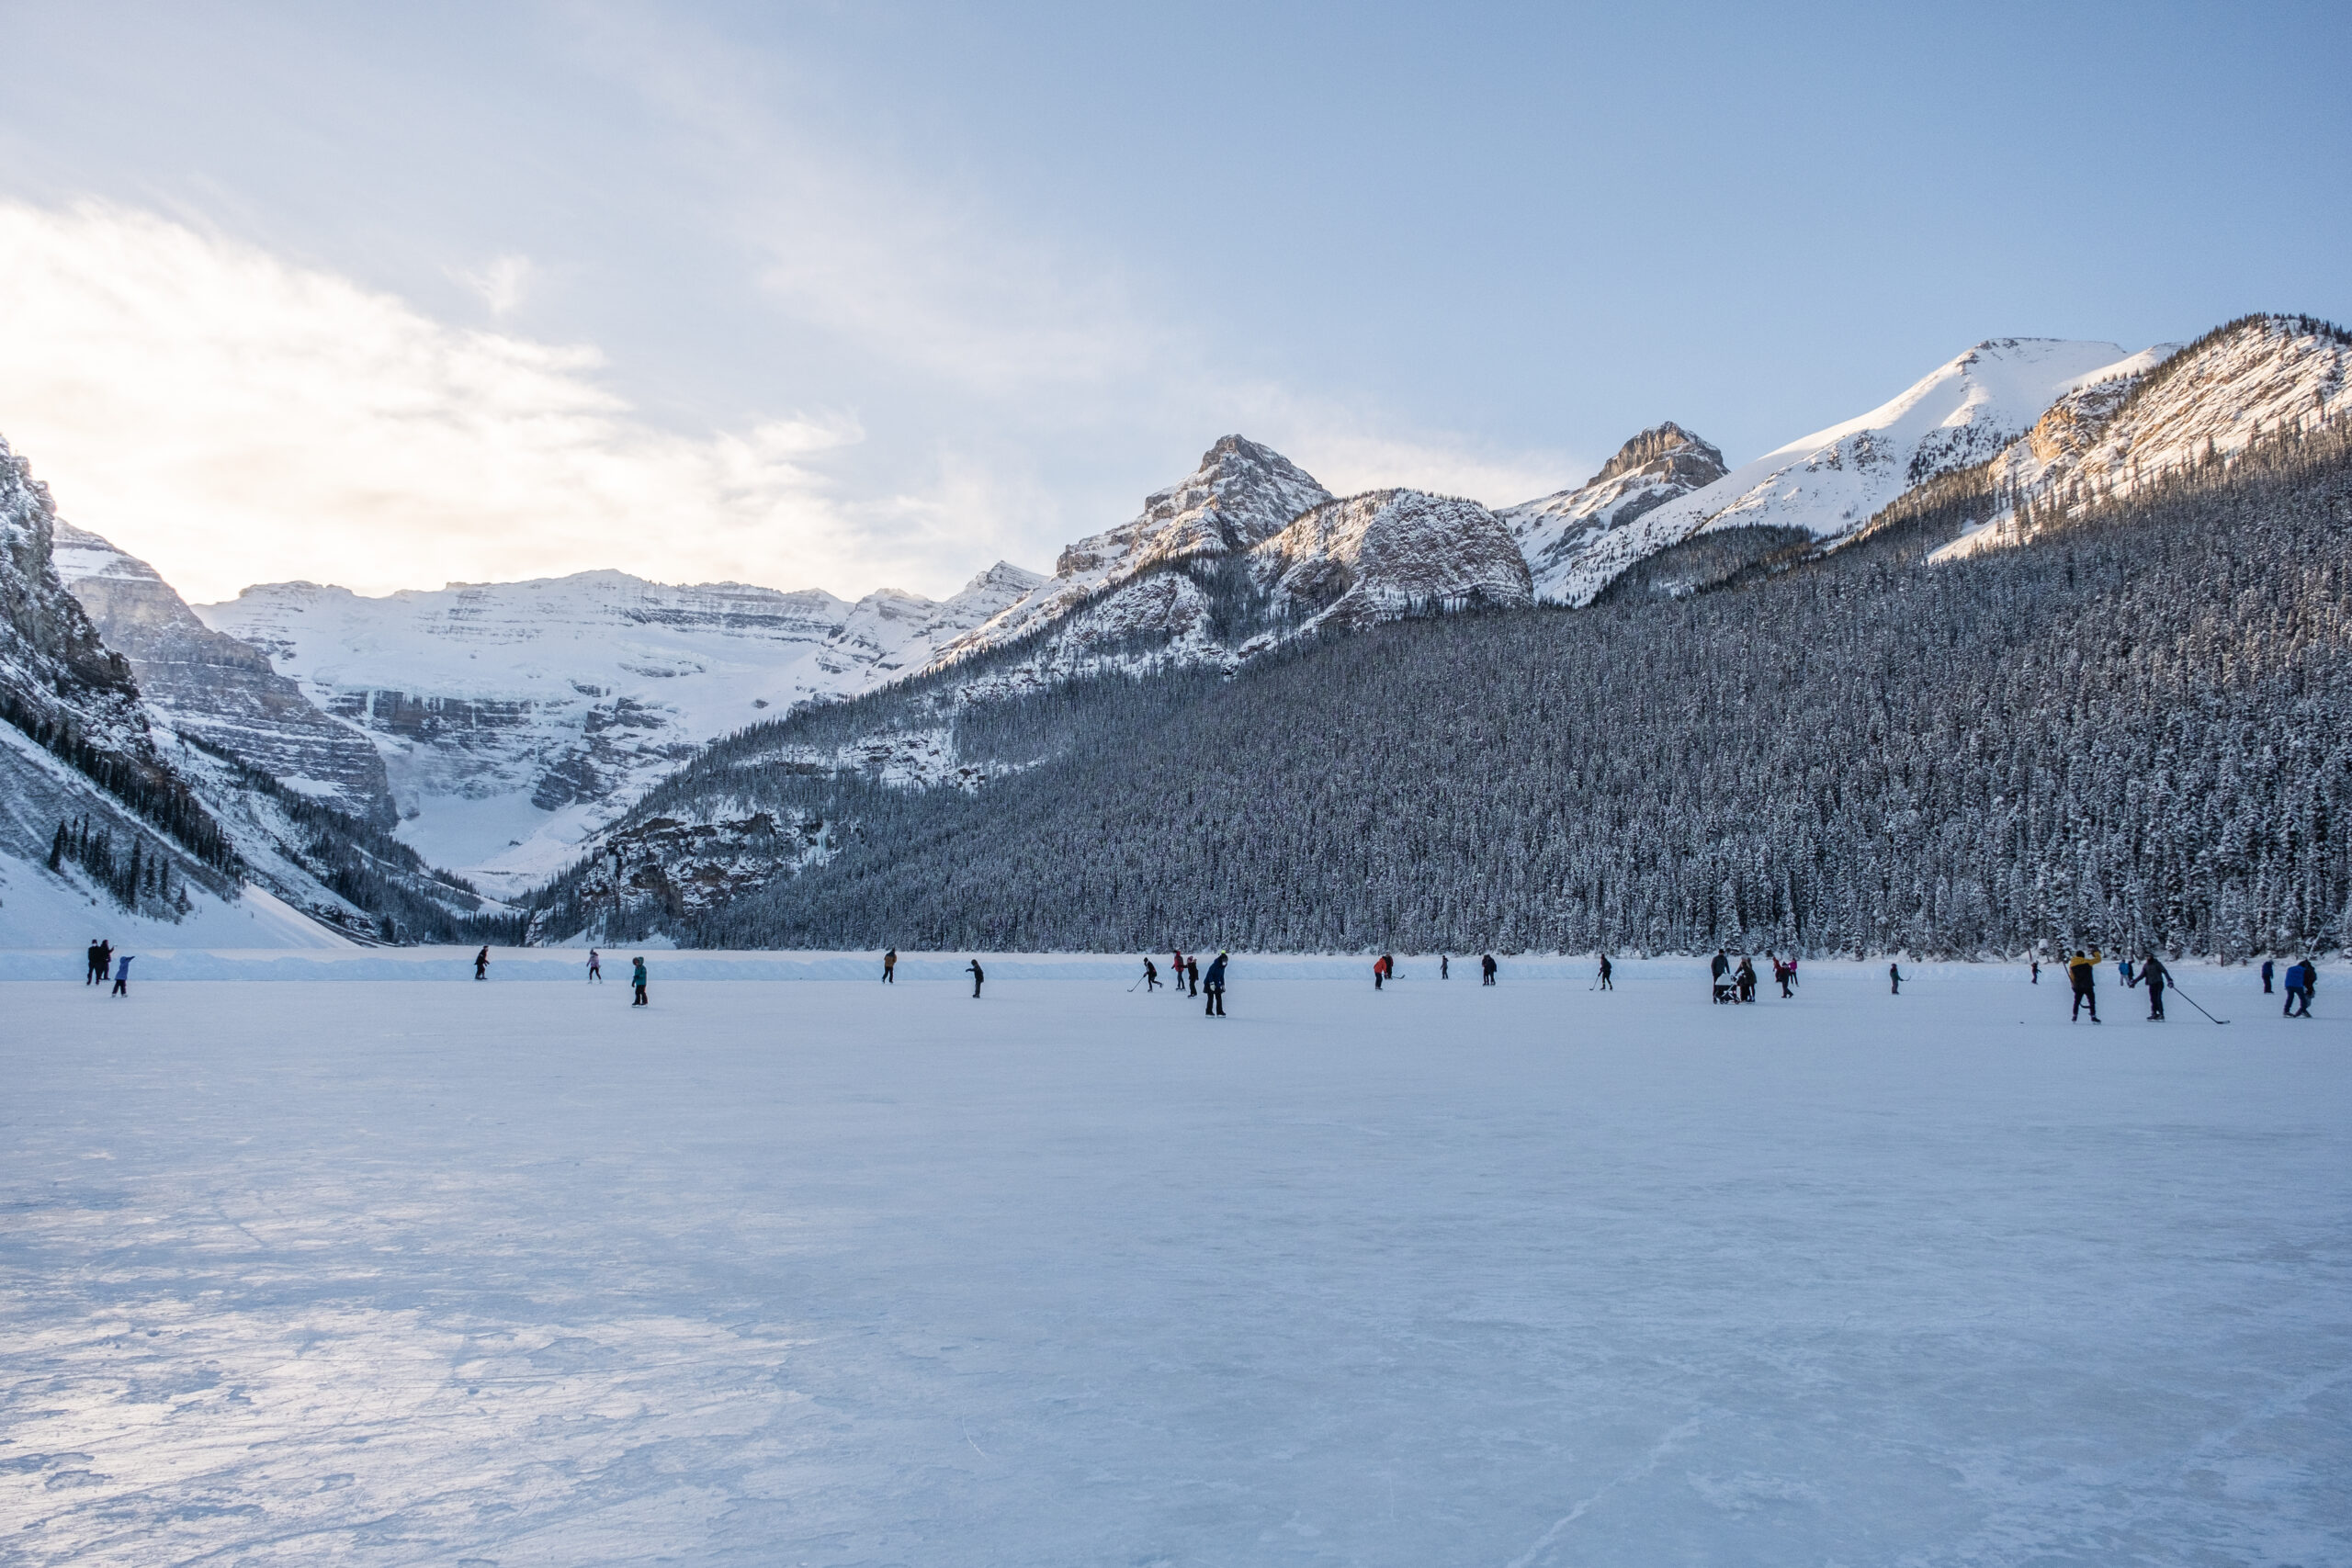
[1500,422,1730,604]
[1055,434,1332,578]
[1588,423,1728,491]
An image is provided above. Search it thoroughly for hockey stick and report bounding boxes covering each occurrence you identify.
[2165,980,2228,1024]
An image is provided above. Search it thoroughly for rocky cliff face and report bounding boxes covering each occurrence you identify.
[1934,316,2352,561]
[195,562,1045,893]
[0,436,246,924]
[1253,490,1532,631]
[1501,423,1729,604]
[0,444,144,751]
[51,523,396,826]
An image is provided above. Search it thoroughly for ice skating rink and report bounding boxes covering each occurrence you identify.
[4,958,2346,1565]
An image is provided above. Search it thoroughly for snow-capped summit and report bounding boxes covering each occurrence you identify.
[1934,315,2351,561]
[194,561,1045,891]
[1540,338,2158,605]
[1501,423,1729,604]
[926,435,1333,671]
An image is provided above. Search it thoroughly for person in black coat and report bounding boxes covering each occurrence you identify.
[2134,953,2170,1020]
[1203,952,1227,1016]
[967,958,985,998]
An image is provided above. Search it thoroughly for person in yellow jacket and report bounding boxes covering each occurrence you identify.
[2066,949,2102,1023]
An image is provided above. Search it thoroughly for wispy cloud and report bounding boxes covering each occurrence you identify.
[457,252,537,317]
[0,199,884,604]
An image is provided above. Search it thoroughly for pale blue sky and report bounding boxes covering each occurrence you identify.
[0,1,2344,601]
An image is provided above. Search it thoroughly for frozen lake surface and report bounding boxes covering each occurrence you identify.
[4,959,2347,1565]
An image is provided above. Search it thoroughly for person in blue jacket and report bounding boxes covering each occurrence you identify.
[1203,952,1227,1017]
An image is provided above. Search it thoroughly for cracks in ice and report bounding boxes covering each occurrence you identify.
[1502,1411,1714,1567]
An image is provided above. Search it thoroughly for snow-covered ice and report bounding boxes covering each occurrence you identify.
[3,958,2346,1565]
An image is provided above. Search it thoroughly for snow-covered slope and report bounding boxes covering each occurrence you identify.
[195,563,1045,893]
[1541,339,2158,605]
[924,435,1332,672]
[0,436,356,946]
[1500,423,1729,604]
[1934,315,2352,561]
[52,523,396,824]
[1252,489,1532,632]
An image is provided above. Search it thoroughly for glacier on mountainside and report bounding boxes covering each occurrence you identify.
[193,562,1045,894]
[1536,338,2162,605]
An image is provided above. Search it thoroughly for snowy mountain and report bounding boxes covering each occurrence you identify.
[923,435,1333,672]
[1252,489,1531,631]
[1933,315,2352,562]
[51,523,395,825]
[910,440,1536,705]
[194,563,1045,893]
[1500,423,1729,604]
[1536,338,2163,605]
[0,435,293,942]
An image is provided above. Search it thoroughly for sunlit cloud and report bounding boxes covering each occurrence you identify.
[0,198,881,604]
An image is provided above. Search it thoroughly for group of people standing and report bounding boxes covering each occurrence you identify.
[83,938,131,995]
[1709,950,1799,1003]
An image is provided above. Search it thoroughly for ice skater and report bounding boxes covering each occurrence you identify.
[1770,953,1792,998]
[630,955,649,1006]
[474,945,490,981]
[1373,954,1389,990]
[2031,959,2041,984]
[1441,954,1450,979]
[1710,949,1731,1004]
[968,958,986,999]
[2067,949,2101,1022]
[1888,962,1903,996]
[587,949,603,983]
[109,953,133,997]
[1170,949,1184,995]
[1186,955,1199,997]
[1597,953,1612,990]
[2282,959,2314,1018]
[2132,953,2170,1021]
[1141,956,1160,992]
[1203,951,1227,1016]
[883,948,898,984]
[1737,954,1758,1002]
[2261,958,2274,994]
[85,939,104,985]
[1481,953,1498,986]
